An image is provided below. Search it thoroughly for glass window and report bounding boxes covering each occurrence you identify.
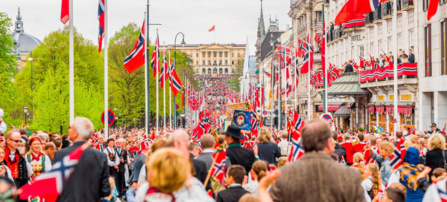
[203,52,206,57]
[209,60,211,65]
[208,52,211,57]
[196,61,198,65]
[232,60,234,65]
[196,53,199,57]
[202,69,205,73]
[425,24,432,77]
[219,52,222,57]
[225,52,228,57]
[225,60,228,65]
[360,46,365,57]
[316,11,323,22]
[203,60,205,65]
[214,52,217,57]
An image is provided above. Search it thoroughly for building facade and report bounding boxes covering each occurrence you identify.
[163,43,245,76]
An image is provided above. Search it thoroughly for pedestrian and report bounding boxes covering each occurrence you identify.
[256,127,281,165]
[43,142,56,161]
[52,117,111,201]
[25,137,51,180]
[375,183,406,202]
[365,141,394,186]
[425,133,446,181]
[362,163,381,202]
[341,133,355,165]
[224,125,255,174]
[0,146,14,183]
[104,138,119,181]
[243,160,267,195]
[277,131,290,157]
[269,119,364,202]
[130,141,149,185]
[216,165,250,202]
[115,138,128,197]
[3,130,29,188]
[196,134,216,171]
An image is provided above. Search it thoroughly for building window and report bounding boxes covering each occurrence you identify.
[225,52,228,57]
[219,68,222,74]
[203,52,206,57]
[360,46,365,57]
[196,53,199,57]
[208,60,211,65]
[425,24,432,77]
[208,52,211,57]
[219,60,222,65]
[409,29,414,48]
[202,60,205,65]
[214,52,217,57]
[232,68,235,73]
[225,60,228,65]
[219,52,222,57]
[423,0,429,11]
[202,69,206,74]
[232,53,234,57]
[208,68,211,74]
[316,11,323,22]
[232,60,234,65]
[196,61,198,65]
[190,53,193,57]
[225,68,228,74]
[442,20,447,75]
[214,60,216,65]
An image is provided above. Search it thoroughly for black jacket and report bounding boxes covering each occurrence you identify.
[408,53,415,63]
[334,143,346,162]
[4,147,29,188]
[216,185,249,202]
[226,144,255,173]
[53,141,111,202]
[425,149,446,180]
[116,148,127,173]
[257,142,281,165]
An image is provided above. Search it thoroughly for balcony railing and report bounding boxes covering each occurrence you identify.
[359,63,417,83]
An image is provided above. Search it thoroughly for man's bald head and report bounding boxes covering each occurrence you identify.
[172,129,189,144]
[200,134,215,149]
[301,119,332,152]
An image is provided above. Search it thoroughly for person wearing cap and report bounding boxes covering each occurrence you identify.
[224,125,255,174]
[24,137,52,180]
[426,123,440,134]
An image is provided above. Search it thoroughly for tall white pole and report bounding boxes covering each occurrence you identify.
[392,0,399,133]
[156,29,159,135]
[104,0,109,138]
[169,52,172,131]
[294,44,298,110]
[163,47,166,134]
[307,30,311,121]
[144,11,149,136]
[69,0,74,125]
[324,5,328,114]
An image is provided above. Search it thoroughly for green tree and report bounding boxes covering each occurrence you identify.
[0,12,17,126]
[229,59,244,92]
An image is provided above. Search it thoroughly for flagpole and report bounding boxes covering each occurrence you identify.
[104,0,109,138]
[69,0,74,125]
[392,0,399,133]
[278,49,281,131]
[323,4,328,114]
[145,0,150,137]
[307,30,311,121]
[294,43,298,112]
[169,52,172,131]
[144,12,148,136]
[163,45,166,134]
[156,29,159,136]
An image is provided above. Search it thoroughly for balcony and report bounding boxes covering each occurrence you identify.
[381,1,403,20]
[359,63,418,90]
[402,0,414,11]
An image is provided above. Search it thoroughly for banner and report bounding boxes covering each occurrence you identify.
[232,110,252,131]
[359,63,417,82]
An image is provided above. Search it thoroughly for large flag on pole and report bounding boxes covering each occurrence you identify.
[19,143,89,201]
[300,34,313,74]
[124,20,145,74]
[169,56,182,96]
[60,0,69,24]
[427,0,439,20]
[335,0,379,25]
[159,50,168,88]
[97,0,105,52]
[209,25,215,32]
[151,31,160,78]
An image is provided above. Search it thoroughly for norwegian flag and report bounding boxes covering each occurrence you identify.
[389,138,407,169]
[211,151,227,184]
[19,143,88,201]
[286,64,291,98]
[159,50,169,88]
[300,34,314,74]
[250,111,259,136]
[97,0,105,52]
[169,54,182,96]
[382,50,393,68]
[124,20,146,74]
[60,0,69,24]
[150,31,160,78]
[288,130,305,162]
[369,55,376,67]
[359,56,370,67]
[294,111,305,131]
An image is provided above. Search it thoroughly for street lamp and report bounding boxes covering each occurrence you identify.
[175,32,186,129]
[23,106,28,125]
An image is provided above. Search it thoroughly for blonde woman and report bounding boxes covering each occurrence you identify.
[256,127,281,165]
[361,163,382,202]
[365,141,395,186]
[25,137,51,180]
[352,152,366,180]
[425,133,446,180]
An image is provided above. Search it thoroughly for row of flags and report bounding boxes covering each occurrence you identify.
[335,0,440,27]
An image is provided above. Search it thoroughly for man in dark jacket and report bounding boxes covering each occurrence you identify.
[408,48,415,63]
[333,133,346,162]
[53,117,110,202]
[224,125,255,174]
[216,165,249,202]
[4,130,28,188]
[115,138,127,197]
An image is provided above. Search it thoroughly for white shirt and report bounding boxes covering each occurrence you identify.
[278,139,291,156]
[361,178,373,202]
[103,146,119,167]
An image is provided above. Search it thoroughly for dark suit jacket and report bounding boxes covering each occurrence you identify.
[116,148,127,173]
[196,151,213,171]
[226,146,255,173]
[269,152,364,202]
[408,53,415,63]
[216,185,249,202]
[53,141,111,202]
[426,149,445,180]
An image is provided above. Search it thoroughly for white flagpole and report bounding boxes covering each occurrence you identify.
[169,52,172,131]
[156,29,159,135]
[144,11,149,136]
[307,30,311,121]
[392,0,399,132]
[294,45,298,110]
[324,5,328,114]
[69,0,74,125]
[104,0,109,138]
[163,45,166,134]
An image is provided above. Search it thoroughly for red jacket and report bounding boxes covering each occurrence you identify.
[341,141,354,163]
[353,142,367,154]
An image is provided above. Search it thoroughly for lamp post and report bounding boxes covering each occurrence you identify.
[175,32,186,129]
[28,52,33,121]
[270,34,274,133]
[24,106,28,125]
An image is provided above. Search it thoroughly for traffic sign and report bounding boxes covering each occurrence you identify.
[101,110,115,126]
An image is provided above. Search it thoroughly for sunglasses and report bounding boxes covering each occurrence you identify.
[8,139,21,143]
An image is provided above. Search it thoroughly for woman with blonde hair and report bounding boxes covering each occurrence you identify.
[425,133,446,180]
[25,137,51,180]
[243,160,268,195]
[144,148,191,201]
[361,163,381,202]
[352,152,366,180]
[256,127,281,165]
[365,141,395,186]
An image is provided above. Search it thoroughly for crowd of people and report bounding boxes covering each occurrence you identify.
[0,113,446,202]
